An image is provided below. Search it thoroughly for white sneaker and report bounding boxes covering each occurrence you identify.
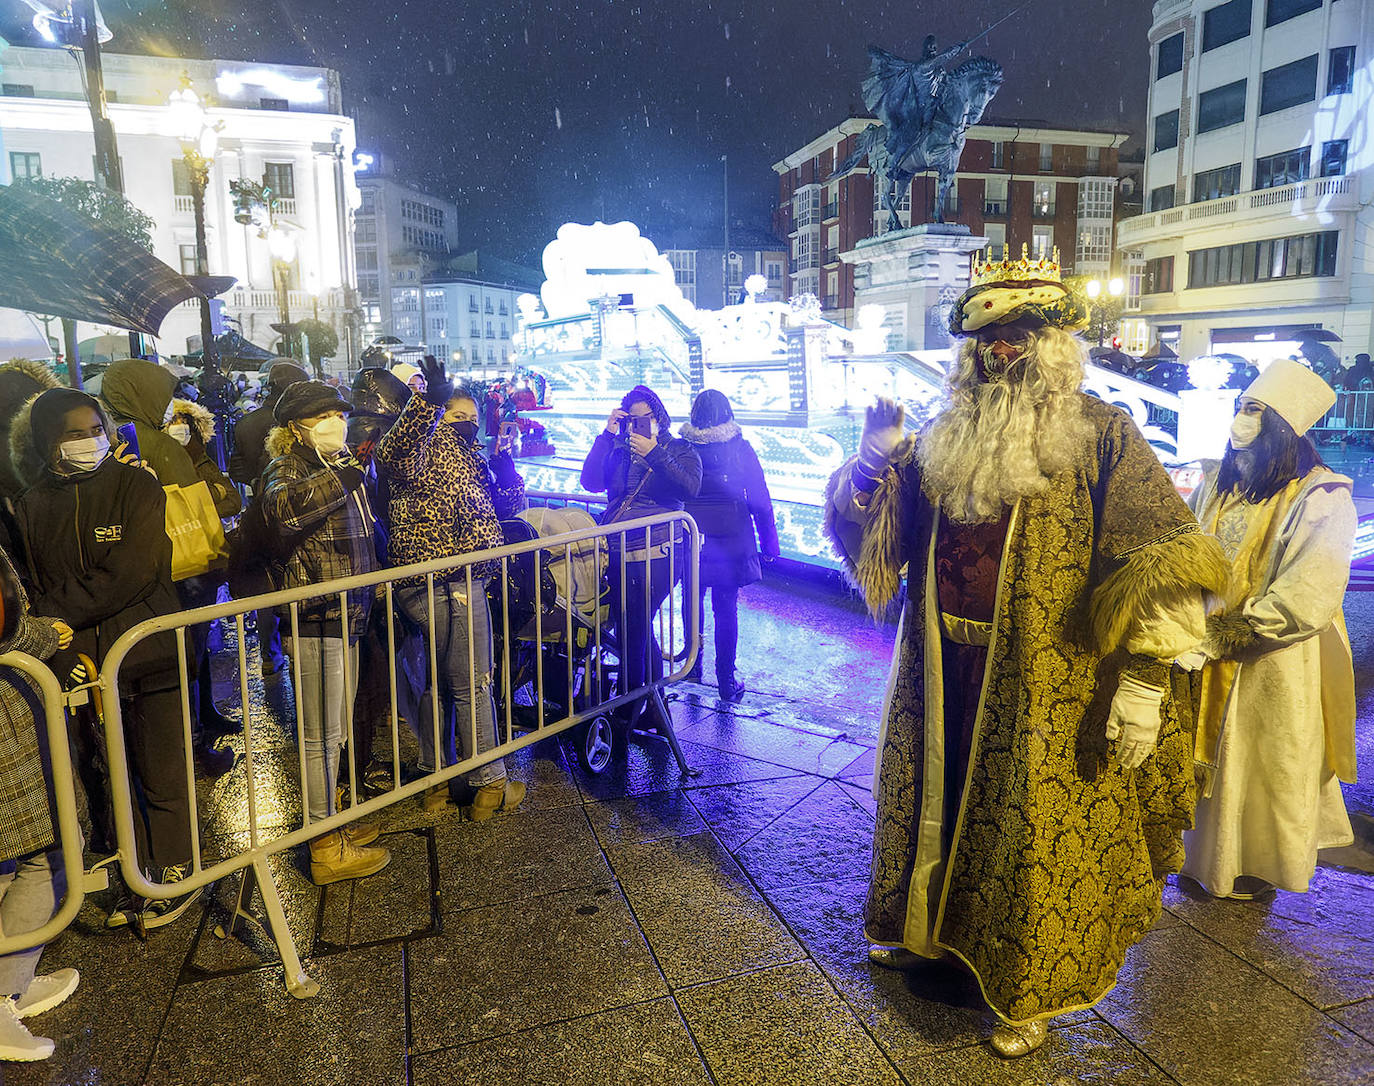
[14,969,79,1019]
[0,999,54,1062]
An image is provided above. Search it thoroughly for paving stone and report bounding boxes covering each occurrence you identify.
[676,960,904,1086]
[837,746,878,783]
[410,998,711,1086]
[733,780,875,890]
[1332,999,1374,1046]
[317,827,435,949]
[0,898,199,1086]
[672,711,872,776]
[1164,867,1374,1009]
[197,747,304,841]
[605,831,804,986]
[571,735,799,801]
[186,849,320,977]
[432,804,611,911]
[407,884,666,1051]
[897,1019,1176,1084]
[584,789,707,848]
[144,944,405,1085]
[766,877,991,1062]
[1097,924,1374,1085]
[685,774,822,849]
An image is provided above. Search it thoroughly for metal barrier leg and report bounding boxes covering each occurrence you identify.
[644,687,700,778]
[223,856,320,999]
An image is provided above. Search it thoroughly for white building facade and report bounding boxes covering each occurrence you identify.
[1118,0,1373,364]
[353,172,459,345]
[0,46,362,362]
[421,277,524,375]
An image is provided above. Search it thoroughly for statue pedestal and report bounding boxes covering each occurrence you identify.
[841,224,987,352]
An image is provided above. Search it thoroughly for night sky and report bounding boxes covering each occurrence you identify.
[3,0,1154,263]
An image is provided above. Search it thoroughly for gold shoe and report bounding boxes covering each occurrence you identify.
[421,784,450,814]
[308,830,391,886]
[464,778,526,822]
[868,946,926,971]
[343,821,379,847]
[989,1019,1048,1058]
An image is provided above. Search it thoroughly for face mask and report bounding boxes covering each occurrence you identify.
[60,435,110,472]
[167,422,192,446]
[301,416,348,457]
[161,401,176,426]
[1229,413,1262,450]
[451,420,479,443]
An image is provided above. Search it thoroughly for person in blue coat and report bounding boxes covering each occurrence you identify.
[680,390,779,702]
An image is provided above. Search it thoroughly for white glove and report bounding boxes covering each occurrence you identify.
[1106,673,1165,770]
[1174,649,1208,672]
[857,397,906,480]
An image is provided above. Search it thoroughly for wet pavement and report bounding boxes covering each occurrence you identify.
[5,571,1374,1086]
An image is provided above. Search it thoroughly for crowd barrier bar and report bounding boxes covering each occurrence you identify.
[0,652,87,956]
[93,511,700,997]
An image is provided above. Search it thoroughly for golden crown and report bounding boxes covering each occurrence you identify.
[970,243,1063,286]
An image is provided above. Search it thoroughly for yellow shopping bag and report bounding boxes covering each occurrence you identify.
[164,480,229,582]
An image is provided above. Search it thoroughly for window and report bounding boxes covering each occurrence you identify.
[1193,163,1241,202]
[179,245,198,276]
[1320,139,1348,177]
[1086,144,1101,172]
[1255,146,1310,188]
[1266,0,1321,27]
[355,218,377,244]
[358,189,376,214]
[2,84,35,97]
[356,249,379,272]
[263,162,295,199]
[1157,33,1185,79]
[1150,184,1176,212]
[984,176,1008,216]
[765,261,783,284]
[1031,225,1053,260]
[1143,256,1175,294]
[1032,182,1056,218]
[470,320,481,338]
[1039,143,1054,171]
[982,223,1007,256]
[1197,79,1247,133]
[1260,55,1318,115]
[358,275,379,299]
[990,141,1005,169]
[793,186,821,227]
[1153,110,1179,152]
[171,160,192,196]
[401,199,446,227]
[1203,0,1251,51]
[1187,230,1337,287]
[259,97,289,111]
[486,322,494,339]
[1327,46,1355,95]
[8,152,41,181]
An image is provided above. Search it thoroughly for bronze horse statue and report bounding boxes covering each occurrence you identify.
[834,47,1004,231]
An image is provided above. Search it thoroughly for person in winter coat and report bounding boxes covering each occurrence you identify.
[375,356,528,819]
[1182,360,1357,899]
[0,544,79,1063]
[680,390,779,702]
[580,384,702,722]
[13,389,198,932]
[259,381,391,886]
[167,398,241,520]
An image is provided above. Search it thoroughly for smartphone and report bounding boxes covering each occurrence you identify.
[617,417,630,438]
[498,420,520,448]
[116,422,139,458]
[630,416,653,437]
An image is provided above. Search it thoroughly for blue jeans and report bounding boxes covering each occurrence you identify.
[397,581,504,788]
[288,637,359,823]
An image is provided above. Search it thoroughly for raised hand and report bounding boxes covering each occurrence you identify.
[419,355,452,406]
[857,397,906,480]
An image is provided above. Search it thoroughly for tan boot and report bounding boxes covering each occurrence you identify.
[421,784,450,814]
[308,830,391,885]
[343,821,379,847]
[464,778,526,822]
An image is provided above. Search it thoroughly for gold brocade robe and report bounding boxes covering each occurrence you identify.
[826,396,1228,1025]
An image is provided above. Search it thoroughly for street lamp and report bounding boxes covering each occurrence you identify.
[266,225,298,357]
[166,75,222,373]
[1084,277,1125,347]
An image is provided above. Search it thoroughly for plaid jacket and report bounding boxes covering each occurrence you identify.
[375,395,526,585]
[260,437,377,640]
[0,547,63,861]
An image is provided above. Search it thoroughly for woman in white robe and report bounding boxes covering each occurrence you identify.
[1182,360,1357,899]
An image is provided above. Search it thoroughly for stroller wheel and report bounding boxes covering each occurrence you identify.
[575,714,618,775]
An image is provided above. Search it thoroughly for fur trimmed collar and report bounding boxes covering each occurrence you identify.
[680,420,741,444]
[171,398,217,444]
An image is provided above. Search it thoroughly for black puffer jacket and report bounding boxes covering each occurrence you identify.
[580,432,702,553]
[15,456,180,692]
[681,421,779,588]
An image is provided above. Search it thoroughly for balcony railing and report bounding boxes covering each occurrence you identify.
[173,194,195,215]
[1032,204,1057,220]
[823,201,839,220]
[823,248,839,265]
[982,200,1007,218]
[1118,176,1356,244]
[221,287,352,312]
[275,198,298,217]
[821,294,840,310]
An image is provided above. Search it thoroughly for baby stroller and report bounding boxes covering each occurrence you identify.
[489,507,696,776]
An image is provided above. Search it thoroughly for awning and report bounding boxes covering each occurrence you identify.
[0,183,204,336]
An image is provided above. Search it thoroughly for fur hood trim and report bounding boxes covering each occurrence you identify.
[680,420,742,444]
[1089,529,1230,655]
[265,425,299,458]
[171,398,217,444]
[0,359,63,399]
[822,437,917,618]
[7,390,117,490]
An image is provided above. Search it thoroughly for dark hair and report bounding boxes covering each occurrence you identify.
[1217,407,1325,502]
[690,388,735,429]
[621,384,672,435]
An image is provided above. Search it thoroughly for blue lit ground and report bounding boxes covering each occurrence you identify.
[9,568,1374,1085]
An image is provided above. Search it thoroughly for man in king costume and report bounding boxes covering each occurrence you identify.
[825,248,1229,1056]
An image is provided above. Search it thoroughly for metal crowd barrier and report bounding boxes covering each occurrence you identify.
[91,511,700,997]
[0,652,88,956]
[1311,390,1374,437]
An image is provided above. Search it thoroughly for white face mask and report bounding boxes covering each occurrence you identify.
[167,422,192,446]
[60,435,110,472]
[1229,413,1263,450]
[301,416,348,457]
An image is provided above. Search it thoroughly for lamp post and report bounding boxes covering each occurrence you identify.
[267,226,298,357]
[167,76,221,373]
[1084,276,1125,347]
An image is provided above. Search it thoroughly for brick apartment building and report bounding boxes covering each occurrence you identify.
[772,118,1130,326]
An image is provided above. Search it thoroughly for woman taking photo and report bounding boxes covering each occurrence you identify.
[681,390,778,702]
